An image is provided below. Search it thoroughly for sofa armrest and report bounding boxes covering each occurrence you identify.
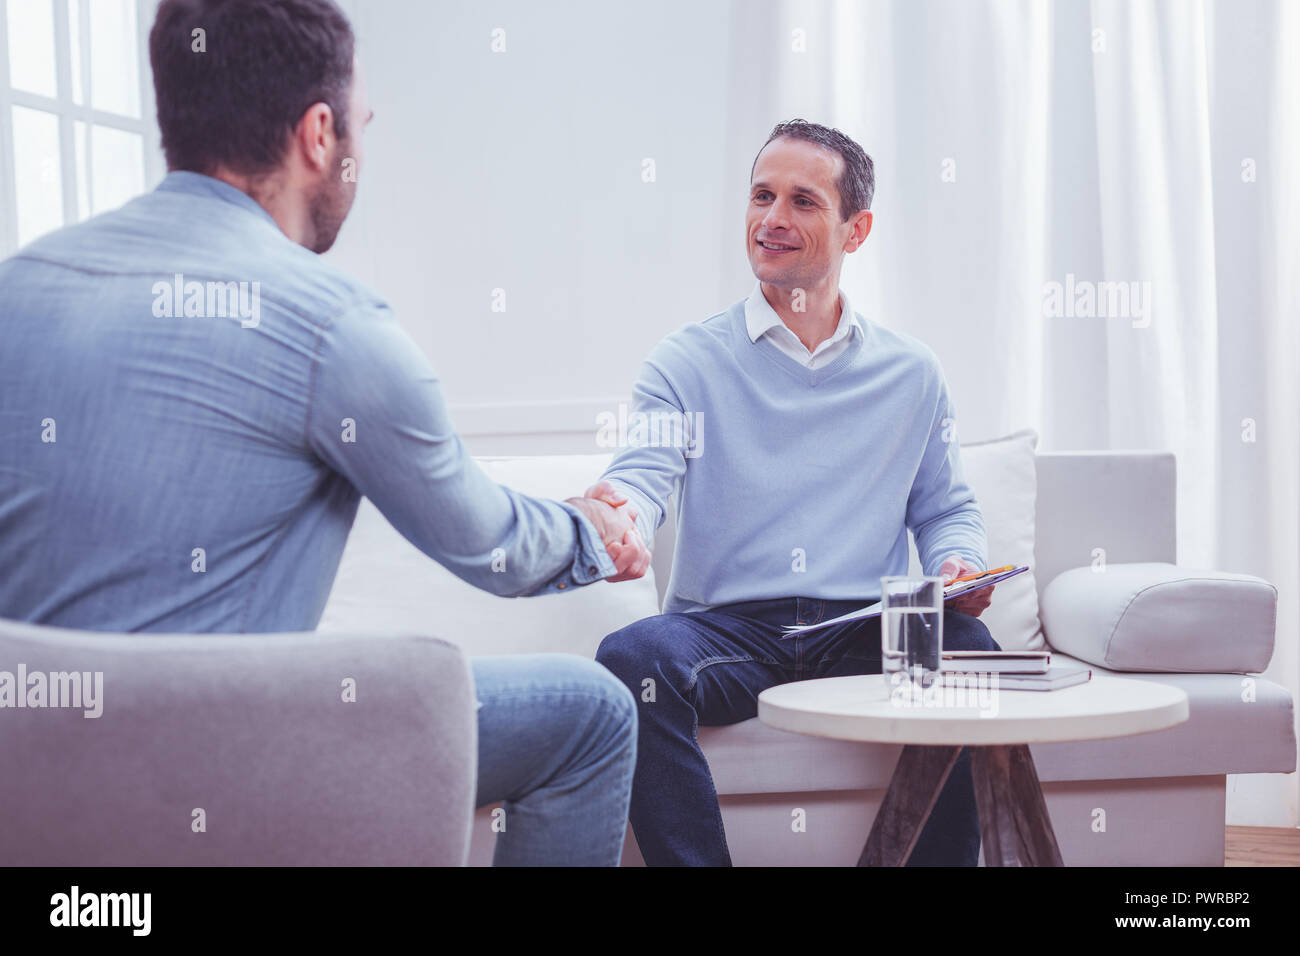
[1039,562,1277,673]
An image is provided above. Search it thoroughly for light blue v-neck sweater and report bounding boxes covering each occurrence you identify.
[602,298,987,615]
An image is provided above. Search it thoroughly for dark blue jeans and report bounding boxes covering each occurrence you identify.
[596,597,1001,866]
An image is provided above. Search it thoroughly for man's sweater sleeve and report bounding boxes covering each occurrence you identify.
[904,363,987,575]
[600,357,692,546]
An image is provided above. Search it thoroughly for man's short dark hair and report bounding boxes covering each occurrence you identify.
[150,0,355,176]
[754,119,875,220]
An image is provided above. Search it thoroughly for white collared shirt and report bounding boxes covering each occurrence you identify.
[744,282,860,370]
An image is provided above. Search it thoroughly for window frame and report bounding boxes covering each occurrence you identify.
[0,0,162,257]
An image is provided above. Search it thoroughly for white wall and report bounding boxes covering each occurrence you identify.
[324,0,1065,452]
[329,0,760,452]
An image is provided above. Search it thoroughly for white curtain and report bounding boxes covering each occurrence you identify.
[726,0,1299,825]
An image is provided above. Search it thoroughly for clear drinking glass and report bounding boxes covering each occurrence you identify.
[881,576,945,688]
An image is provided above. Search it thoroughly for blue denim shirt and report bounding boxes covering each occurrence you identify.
[0,171,614,632]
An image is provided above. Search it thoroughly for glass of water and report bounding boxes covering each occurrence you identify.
[881,576,945,688]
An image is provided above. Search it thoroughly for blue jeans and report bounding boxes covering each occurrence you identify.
[596,598,1001,866]
[472,654,637,866]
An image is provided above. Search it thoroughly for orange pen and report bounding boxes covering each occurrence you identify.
[950,564,1014,585]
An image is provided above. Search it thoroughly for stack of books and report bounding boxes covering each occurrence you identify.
[940,651,1091,691]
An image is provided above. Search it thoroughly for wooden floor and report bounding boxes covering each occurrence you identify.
[1225,826,1300,866]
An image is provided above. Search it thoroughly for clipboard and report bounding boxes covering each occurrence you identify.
[778,565,1029,637]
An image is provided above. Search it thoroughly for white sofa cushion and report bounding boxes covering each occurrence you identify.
[1039,562,1277,673]
[317,454,660,657]
[909,428,1042,649]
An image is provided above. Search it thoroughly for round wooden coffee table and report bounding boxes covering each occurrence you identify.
[757,673,1189,866]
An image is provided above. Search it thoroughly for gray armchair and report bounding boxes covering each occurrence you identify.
[0,620,477,865]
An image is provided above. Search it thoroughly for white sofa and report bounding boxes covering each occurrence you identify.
[318,447,1297,866]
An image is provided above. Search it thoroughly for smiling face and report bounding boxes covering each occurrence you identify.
[746,136,863,292]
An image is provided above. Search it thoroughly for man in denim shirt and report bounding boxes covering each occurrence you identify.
[0,0,646,865]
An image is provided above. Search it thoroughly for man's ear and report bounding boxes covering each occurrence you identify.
[294,102,337,174]
[846,209,873,252]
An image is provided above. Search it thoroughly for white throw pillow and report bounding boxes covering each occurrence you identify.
[317,454,662,658]
[908,428,1042,649]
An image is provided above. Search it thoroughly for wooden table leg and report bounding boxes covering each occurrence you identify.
[858,744,963,866]
[860,743,1065,867]
[971,744,1064,866]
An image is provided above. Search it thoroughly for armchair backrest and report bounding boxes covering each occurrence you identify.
[0,621,477,865]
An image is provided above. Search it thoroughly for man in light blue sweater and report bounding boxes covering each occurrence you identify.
[590,120,1001,866]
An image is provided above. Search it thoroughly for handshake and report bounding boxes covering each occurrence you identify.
[564,480,651,583]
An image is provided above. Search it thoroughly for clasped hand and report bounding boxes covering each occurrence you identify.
[564,479,651,582]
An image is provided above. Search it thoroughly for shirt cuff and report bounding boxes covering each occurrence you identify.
[553,500,617,589]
